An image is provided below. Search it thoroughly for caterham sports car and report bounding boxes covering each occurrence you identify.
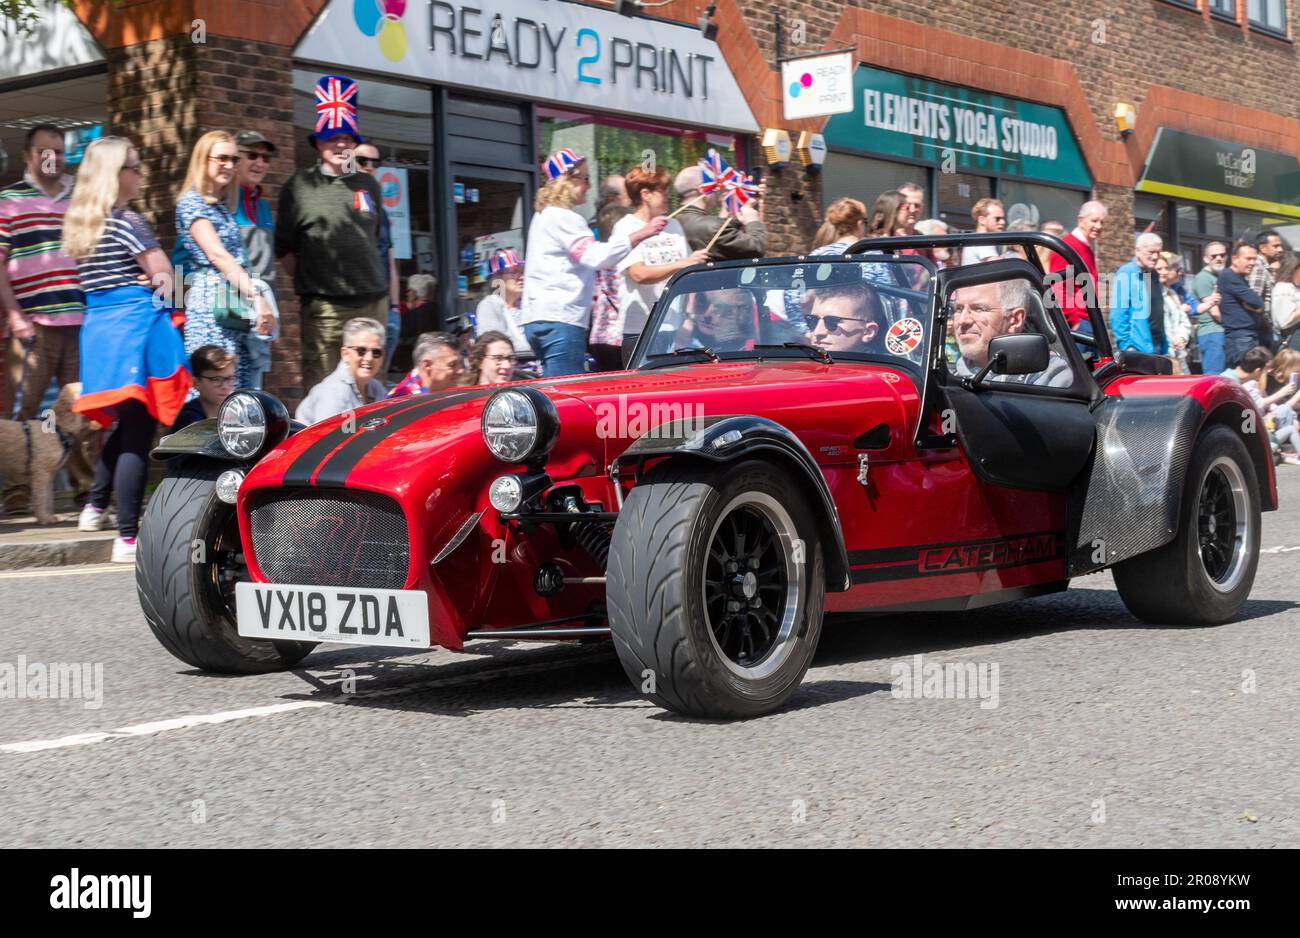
[137,233,1277,719]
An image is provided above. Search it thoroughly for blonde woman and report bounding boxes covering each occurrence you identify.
[519,148,666,377]
[63,136,189,563]
[176,130,274,389]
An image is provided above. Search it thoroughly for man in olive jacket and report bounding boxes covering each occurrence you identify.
[276,76,387,391]
[673,166,767,261]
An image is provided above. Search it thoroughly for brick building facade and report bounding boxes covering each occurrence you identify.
[3,0,1298,403]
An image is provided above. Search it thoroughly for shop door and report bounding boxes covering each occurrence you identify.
[449,164,531,328]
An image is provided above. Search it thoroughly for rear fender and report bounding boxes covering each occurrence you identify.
[615,415,851,591]
[1068,386,1277,576]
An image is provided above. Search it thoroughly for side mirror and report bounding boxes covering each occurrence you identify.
[989,334,1049,376]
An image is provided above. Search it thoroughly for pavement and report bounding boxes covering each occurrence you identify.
[0,470,1296,848]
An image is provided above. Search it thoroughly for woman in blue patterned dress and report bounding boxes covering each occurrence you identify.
[175,130,274,389]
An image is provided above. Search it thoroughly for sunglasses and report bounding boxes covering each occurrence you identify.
[1207,253,1226,260]
[703,301,747,317]
[347,346,385,359]
[208,154,241,167]
[355,156,380,168]
[239,150,272,164]
[805,312,866,332]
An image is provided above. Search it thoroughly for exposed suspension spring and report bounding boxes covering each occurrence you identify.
[569,519,613,569]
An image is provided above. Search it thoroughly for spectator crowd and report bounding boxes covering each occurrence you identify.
[2,73,1299,563]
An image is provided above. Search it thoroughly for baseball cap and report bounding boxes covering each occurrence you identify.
[235,130,277,153]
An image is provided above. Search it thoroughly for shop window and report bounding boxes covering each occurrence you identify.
[538,108,737,226]
[1247,0,1287,33]
[1134,195,1170,243]
[997,181,1084,232]
[0,72,107,187]
[937,172,994,230]
[1204,208,1229,238]
[821,152,930,221]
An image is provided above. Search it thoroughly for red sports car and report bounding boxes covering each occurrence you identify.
[138,233,1277,719]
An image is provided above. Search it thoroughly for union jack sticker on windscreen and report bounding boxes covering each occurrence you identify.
[885,317,924,356]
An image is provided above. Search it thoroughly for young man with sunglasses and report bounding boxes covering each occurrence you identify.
[295,316,389,425]
[1192,242,1227,374]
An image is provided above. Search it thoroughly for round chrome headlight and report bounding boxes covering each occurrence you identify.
[218,392,267,459]
[481,388,559,464]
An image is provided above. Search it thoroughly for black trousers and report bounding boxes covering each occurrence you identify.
[90,398,155,539]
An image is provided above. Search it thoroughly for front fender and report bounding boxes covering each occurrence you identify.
[151,418,242,462]
[615,414,852,591]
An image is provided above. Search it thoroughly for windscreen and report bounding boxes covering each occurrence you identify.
[636,258,933,367]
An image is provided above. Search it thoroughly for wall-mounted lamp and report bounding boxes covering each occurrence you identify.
[1115,102,1136,139]
[761,128,792,167]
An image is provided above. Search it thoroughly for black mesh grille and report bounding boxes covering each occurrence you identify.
[250,490,410,589]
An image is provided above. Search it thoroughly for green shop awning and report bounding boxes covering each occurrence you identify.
[1137,128,1300,220]
[822,65,1093,189]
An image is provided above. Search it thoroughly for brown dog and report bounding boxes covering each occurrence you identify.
[0,383,99,525]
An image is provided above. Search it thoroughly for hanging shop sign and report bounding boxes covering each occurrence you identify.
[1137,128,1300,219]
[782,51,854,120]
[295,0,759,133]
[823,65,1092,189]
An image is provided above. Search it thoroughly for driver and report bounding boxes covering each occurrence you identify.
[803,282,887,354]
[950,280,1072,388]
[674,288,756,351]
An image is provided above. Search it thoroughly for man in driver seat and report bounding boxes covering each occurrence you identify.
[950,280,1073,389]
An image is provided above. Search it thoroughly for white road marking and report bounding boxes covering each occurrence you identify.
[0,563,133,580]
[0,702,328,753]
[0,646,615,755]
[1259,545,1300,554]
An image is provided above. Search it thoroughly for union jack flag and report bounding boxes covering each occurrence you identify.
[698,148,736,194]
[723,172,759,216]
[315,76,360,135]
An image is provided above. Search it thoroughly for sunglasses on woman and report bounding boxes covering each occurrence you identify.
[347,346,385,359]
[208,154,241,167]
[355,156,381,168]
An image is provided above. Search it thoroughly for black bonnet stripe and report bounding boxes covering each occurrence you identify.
[311,388,496,486]
[281,394,437,487]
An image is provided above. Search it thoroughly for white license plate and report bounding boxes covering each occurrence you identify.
[235,583,430,648]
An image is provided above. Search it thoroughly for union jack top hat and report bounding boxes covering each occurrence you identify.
[310,75,364,144]
[542,147,585,182]
[488,249,523,274]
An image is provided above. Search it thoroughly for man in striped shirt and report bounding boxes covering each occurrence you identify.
[0,125,85,420]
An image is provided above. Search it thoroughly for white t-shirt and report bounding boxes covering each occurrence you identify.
[475,293,533,357]
[614,214,690,334]
[1272,281,1298,332]
[960,243,1000,265]
[521,205,631,329]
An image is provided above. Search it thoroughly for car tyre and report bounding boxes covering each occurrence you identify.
[607,458,825,719]
[1113,426,1260,626]
[136,457,315,673]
